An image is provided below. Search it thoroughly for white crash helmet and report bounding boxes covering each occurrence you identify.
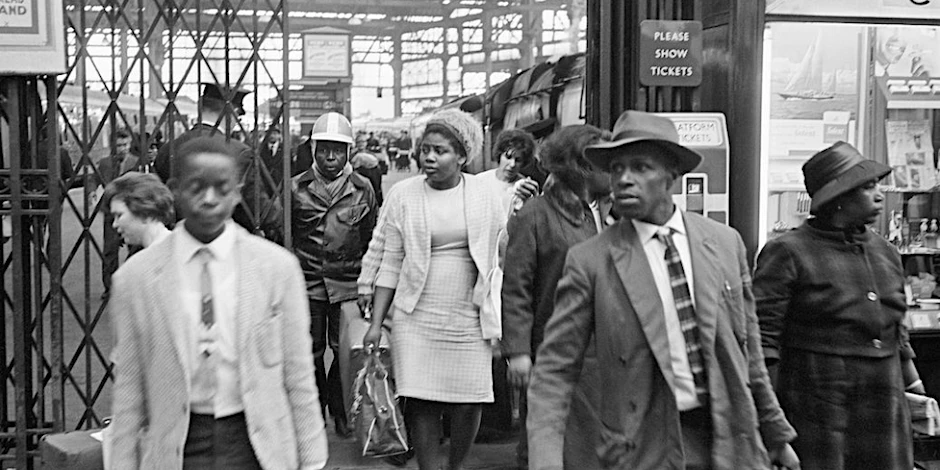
[310,112,354,145]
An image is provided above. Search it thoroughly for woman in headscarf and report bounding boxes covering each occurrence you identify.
[501,124,612,469]
[360,109,505,470]
[753,141,924,470]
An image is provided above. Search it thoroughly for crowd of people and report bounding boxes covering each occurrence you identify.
[101,97,925,470]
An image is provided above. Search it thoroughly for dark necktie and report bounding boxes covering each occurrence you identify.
[196,247,214,327]
[655,228,708,403]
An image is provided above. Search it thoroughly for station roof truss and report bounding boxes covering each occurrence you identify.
[62,0,584,118]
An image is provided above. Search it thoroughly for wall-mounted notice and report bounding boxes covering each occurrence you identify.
[0,0,65,74]
[302,29,352,79]
[638,20,703,87]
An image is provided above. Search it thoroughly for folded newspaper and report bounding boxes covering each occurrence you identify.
[907,392,940,436]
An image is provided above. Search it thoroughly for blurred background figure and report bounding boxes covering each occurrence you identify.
[260,125,285,188]
[90,128,141,299]
[351,132,384,207]
[155,83,282,242]
[101,172,174,249]
[360,109,504,470]
[500,124,611,470]
[478,129,540,217]
[754,141,924,470]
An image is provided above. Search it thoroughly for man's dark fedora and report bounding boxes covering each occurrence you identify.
[803,141,892,212]
[584,110,702,174]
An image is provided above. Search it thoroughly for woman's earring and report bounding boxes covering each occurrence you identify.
[837,205,843,211]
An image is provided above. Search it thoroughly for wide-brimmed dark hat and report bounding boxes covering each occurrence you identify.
[584,110,702,174]
[803,141,892,212]
[201,83,250,116]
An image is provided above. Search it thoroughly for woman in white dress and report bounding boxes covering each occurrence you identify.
[362,109,505,470]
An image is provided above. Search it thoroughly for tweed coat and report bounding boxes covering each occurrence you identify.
[109,225,328,470]
[527,212,796,470]
[359,174,505,319]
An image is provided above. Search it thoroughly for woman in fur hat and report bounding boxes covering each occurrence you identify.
[753,141,924,470]
[359,109,505,470]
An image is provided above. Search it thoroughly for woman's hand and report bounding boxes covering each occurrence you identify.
[513,177,539,201]
[507,354,532,389]
[363,324,382,350]
[357,293,373,319]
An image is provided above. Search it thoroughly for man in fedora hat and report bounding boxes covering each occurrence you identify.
[526,110,800,469]
[155,83,282,241]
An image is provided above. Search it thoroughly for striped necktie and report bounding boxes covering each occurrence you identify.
[195,247,214,327]
[655,228,708,403]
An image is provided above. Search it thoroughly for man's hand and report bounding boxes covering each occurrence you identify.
[513,177,539,202]
[507,354,532,389]
[769,443,800,470]
[357,293,373,319]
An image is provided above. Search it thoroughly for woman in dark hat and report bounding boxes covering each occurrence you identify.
[753,141,924,470]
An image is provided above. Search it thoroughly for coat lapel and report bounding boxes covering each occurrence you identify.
[151,232,190,378]
[684,213,720,354]
[234,229,259,355]
[609,221,677,389]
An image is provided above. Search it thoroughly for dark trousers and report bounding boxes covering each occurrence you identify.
[183,413,262,470]
[310,299,345,423]
[680,406,713,470]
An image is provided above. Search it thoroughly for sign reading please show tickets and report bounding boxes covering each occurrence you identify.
[639,20,703,88]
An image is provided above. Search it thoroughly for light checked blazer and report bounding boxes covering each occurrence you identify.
[109,224,328,470]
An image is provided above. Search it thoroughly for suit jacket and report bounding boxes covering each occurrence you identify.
[109,225,328,470]
[527,212,796,470]
[95,153,139,187]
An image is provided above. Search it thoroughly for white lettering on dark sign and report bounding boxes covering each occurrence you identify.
[639,21,703,87]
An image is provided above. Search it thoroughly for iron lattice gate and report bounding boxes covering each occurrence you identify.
[0,0,292,466]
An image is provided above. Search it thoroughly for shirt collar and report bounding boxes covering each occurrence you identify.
[176,220,237,263]
[631,205,686,244]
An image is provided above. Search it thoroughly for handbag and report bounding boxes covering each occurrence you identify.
[480,229,506,340]
[350,348,409,458]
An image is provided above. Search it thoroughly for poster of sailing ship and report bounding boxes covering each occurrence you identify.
[769,23,859,120]
[778,34,835,101]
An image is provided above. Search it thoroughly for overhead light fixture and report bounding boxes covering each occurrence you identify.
[348,17,363,25]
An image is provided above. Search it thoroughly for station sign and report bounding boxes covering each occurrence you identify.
[302,27,352,80]
[0,0,66,74]
[638,20,703,88]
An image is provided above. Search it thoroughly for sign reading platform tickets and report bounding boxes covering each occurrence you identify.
[658,113,730,224]
[639,20,703,87]
[0,0,66,74]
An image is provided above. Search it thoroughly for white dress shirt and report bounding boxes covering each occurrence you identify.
[175,221,243,417]
[632,207,701,411]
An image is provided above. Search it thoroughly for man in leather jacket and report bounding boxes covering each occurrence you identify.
[290,112,377,437]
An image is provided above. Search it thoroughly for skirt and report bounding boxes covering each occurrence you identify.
[777,348,912,470]
[391,249,493,403]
